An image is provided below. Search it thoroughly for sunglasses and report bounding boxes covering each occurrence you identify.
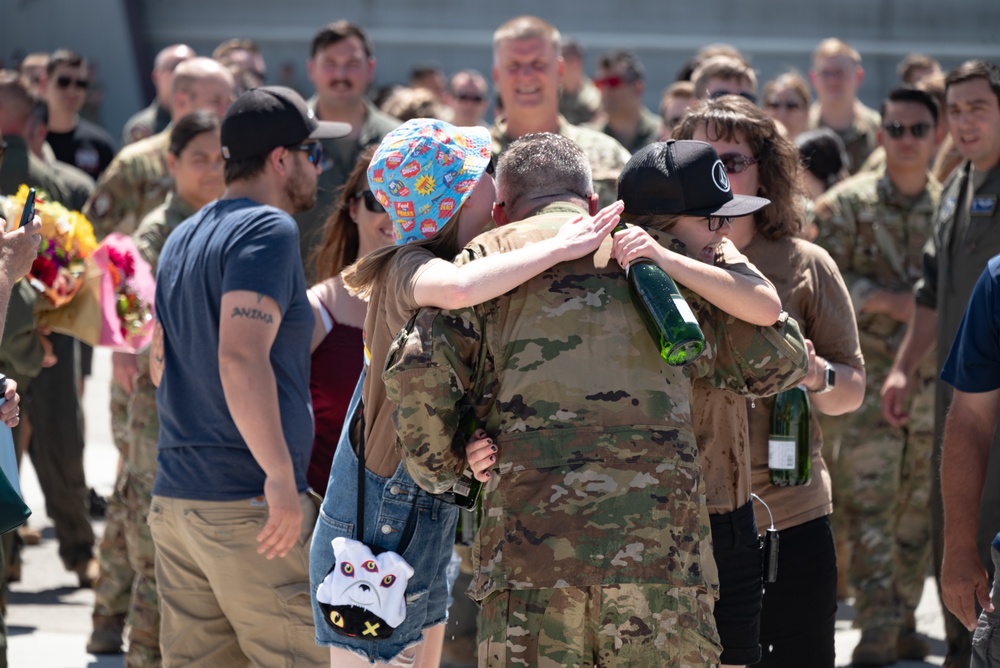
[883,121,932,139]
[706,216,733,232]
[765,99,803,111]
[594,75,636,90]
[55,75,89,90]
[285,142,324,165]
[718,152,759,174]
[454,92,485,103]
[710,90,757,105]
[356,190,386,214]
[485,156,495,175]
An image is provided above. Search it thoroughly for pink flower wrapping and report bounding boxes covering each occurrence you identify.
[93,233,155,352]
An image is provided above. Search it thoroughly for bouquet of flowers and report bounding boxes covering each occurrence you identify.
[1,185,98,308]
[95,234,155,351]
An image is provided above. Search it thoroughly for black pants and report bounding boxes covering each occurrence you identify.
[757,515,837,668]
[710,501,763,665]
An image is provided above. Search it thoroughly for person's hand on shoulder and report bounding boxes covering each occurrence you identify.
[551,200,622,262]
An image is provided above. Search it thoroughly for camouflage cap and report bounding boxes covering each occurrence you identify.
[367,118,492,245]
[618,139,770,218]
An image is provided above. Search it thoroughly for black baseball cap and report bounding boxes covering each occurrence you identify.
[618,140,770,218]
[220,86,351,161]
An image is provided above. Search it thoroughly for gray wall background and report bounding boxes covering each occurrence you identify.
[3,0,1000,143]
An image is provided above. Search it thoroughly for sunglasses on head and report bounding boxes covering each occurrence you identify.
[710,90,757,105]
[454,92,485,103]
[765,99,803,111]
[285,142,324,165]
[718,152,759,174]
[594,75,636,90]
[883,121,932,139]
[356,190,386,214]
[56,75,89,90]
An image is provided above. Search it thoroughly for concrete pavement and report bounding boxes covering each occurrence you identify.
[6,348,951,666]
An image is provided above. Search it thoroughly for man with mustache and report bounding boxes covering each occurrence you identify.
[298,20,400,274]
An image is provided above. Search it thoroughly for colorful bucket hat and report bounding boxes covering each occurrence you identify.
[367,118,493,245]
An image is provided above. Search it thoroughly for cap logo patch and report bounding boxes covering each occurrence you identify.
[712,160,730,193]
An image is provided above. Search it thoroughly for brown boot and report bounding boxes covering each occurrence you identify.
[86,613,126,654]
[851,627,899,666]
[72,558,100,589]
[897,611,930,660]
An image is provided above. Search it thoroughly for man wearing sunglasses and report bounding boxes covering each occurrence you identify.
[808,38,882,176]
[590,49,662,154]
[149,86,349,667]
[883,60,1000,668]
[446,69,490,128]
[42,49,115,180]
[813,86,942,667]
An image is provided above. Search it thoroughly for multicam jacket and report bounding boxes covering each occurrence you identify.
[383,204,808,600]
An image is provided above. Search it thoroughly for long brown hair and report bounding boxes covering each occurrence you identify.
[342,202,463,300]
[311,146,377,280]
[674,96,806,241]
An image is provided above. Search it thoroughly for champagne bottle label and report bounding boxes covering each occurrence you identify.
[452,471,474,496]
[768,436,797,470]
[671,295,699,325]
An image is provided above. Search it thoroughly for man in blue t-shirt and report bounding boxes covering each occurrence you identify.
[940,253,1000,667]
[149,86,349,667]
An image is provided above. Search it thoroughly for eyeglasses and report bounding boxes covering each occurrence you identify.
[765,99,803,111]
[883,121,932,139]
[818,69,850,81]
[356,190,386,214]
[55,75,89,90]
[706,216,733,232]
[594,75,637,90]
[285,142,324,165]
[710,90,757,105]
[718,152,759,174]
[454,92,485,103]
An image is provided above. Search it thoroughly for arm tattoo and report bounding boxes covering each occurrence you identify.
[231,307,274,324]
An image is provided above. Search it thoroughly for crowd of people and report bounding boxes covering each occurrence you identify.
[0,12,998,668]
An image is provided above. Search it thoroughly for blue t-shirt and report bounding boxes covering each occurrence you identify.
[153,198,315,500]
[941,254,1000,393]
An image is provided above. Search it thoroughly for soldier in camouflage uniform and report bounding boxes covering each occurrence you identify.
[557,37,602,125]
[120,45,195,146]
[83,62,234,656]
[490,17,630,208]
[813,87,942,666]
[384,135,808,667]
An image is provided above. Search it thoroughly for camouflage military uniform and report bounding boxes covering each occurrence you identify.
[558,77,602,125]
[813,167,941,638]
[104,192,195,667]
[808,101,882,175]
[490,118,631,209]
[384,205,809,667]
[121,102,171,146]
[294,99,399,275]
[588,106,664,155]
[84,128,171,656]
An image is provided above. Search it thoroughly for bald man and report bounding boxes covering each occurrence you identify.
[121,44,196,145]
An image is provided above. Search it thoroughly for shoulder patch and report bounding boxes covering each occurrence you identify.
[939,196,957,222]
[971,196,997,217]
[91,191,112,218]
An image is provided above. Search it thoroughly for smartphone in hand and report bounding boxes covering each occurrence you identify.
[17,188,37,231]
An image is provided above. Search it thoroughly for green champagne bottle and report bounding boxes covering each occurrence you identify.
[444,409,484,510]
[768,386,812,486]
[613,222,705,366]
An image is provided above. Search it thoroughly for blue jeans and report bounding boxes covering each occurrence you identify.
[972,532,1000,667]
[309,372,460,664]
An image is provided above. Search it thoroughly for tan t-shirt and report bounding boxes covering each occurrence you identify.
[743,235,864,531]
[693,241,773,514]
[360,247,434,477]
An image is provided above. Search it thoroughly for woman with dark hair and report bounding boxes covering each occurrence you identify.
[796,127,851,201]
[305,146,391,493]
[675,96,866,668]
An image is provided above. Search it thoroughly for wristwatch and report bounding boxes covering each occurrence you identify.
[810,360,836,395]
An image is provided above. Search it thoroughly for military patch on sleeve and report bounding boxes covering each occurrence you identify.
[971,196,998,216]
[939,196,957,221]
[91,191,111,218]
